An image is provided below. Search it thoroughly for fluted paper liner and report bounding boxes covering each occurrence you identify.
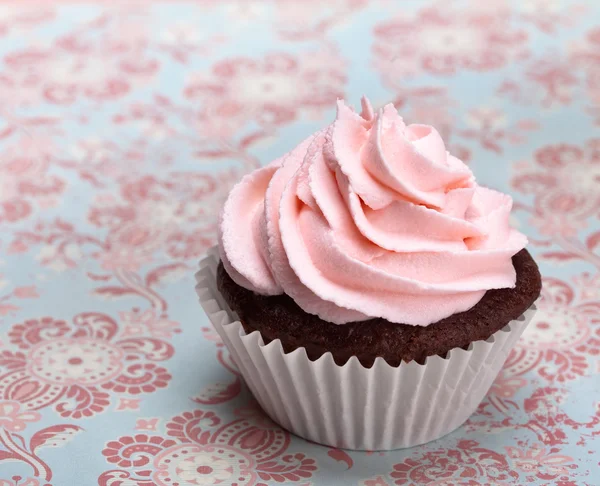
[195,247,537,450]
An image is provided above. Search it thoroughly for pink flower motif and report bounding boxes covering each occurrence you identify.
[13,286,39,299]
[506,276,600,382]
[201,326,222,345]
[97,241,158,272]
[120,309,180,339]
[373,7,528,85]
[2,313,173,418]
[465,106,508,131]
[1,15,159,107]
[0,135,64,225]
[85,171,238,270]
[361,475,392,486]
[516,0,588,33]
[570,27,600,119]
[389,440,518,484]
[64,138,146,184]
[185,50,346,136]
[505,444,575,479]
[7,240,28,254]
[522,56,579,106]
[0,5,55,39]
[0,304,20,316]
[511,139,600,237]
[116,398,140,411]
[490,373,528,399]
[0,400,41,431]
[0,479,41,486]
[153,444,257,485]
[136,418,159,431]
[100,407,317,485]
[272,0,368,40]
[460,105,538,153]
[573,272,600,301]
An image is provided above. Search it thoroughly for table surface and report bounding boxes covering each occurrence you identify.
[0,1,599,485]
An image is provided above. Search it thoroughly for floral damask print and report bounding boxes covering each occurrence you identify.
[0,312,173,418]
[499,24,599,113]
[498,54,579,108]
[190,0,366,41]
[389,439,519,485]
[0,5,55,39]
[522,387,600,448]
[359,476,391,486]
[0,400,81,482]
[119,309,179,339]
[505,444,576,482]
[505,275,600,382]
[0,282,39,319]
[514,0,587,33]
[113,96,268,171]
[0,134,64,225]
[471,382,600,451]
[472,0,588,34]
[12,170,238,272]
[512,139,600,240]
[99,406,317,486]
[158,24,228,65]
[1,0,600,483]
[363,436,587,485]
[90,171,237,269]
[0,401,40,432]
[270,0,367,40]
[486,370,529,415]
[193,347,242,406]
[0,478,43,486]
[185,50,346,136]
[0,9,158,106]
[372,6,528,83]
[569,26,600,123]
[459,106,539,153]
[56,138,149,188]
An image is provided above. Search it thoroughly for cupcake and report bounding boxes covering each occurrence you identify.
[196,97,541,450]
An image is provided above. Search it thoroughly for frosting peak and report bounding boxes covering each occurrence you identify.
[219,98,527,326]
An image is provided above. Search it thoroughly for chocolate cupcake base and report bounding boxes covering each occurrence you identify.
[197,247,539,449]
[217,249,541,366]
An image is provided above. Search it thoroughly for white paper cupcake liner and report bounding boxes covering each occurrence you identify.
[195,247,537,450]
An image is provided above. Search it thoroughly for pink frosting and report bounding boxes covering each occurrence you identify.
[219,98,527,326]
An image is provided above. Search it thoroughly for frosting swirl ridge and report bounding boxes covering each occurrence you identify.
[219,98,527,326]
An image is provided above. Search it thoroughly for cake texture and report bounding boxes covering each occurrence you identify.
[217,249,540,366]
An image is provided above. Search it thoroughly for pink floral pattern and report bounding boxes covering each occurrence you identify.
[0,283,39,318]
[99,406,317,486]
[185,50,346,135]
[373,6,529,82]
[389,439,520,485]
[0,134,65,225]
[505,444,576,481]
[0,401,41,432]
[0,400,82,483]
[2,312,173,419]
[2,14,158,106]
[506,275,600,382]
[570,27,600,122]
[512,139,600,241]
[1,0,599,484]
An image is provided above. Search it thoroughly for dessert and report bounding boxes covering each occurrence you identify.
[197,97,541,449]
[217,248,540,366]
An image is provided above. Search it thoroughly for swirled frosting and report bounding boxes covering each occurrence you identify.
[218,98,527,326]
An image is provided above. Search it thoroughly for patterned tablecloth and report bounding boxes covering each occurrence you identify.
[0,1,599,485]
